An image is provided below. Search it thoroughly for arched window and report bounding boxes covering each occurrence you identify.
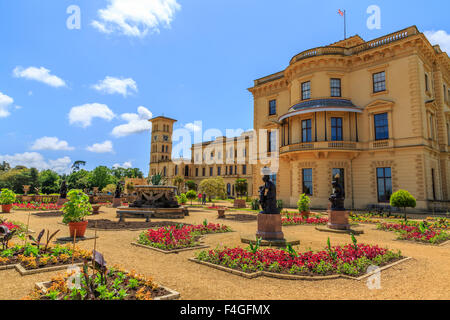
[227,183,231,196]
[175,165,178,175]
[163,167,167,176]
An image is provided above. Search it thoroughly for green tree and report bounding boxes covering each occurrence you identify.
[29,168,39,192]
[67,169,92,191]
[38,170,61,194]
[199,177,226,201]
[90,166,115,191]
[235,179,248,199]
[173,176,185,193]
[390,190,416,221]
[71,160,86,173]
[185,180,197,191]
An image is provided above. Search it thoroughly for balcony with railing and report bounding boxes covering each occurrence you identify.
[289,26,418,65]
[280,141,360,154]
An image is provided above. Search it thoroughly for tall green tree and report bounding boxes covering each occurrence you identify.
[38,170,60,194]
[235,179,248,199]
[90,166,115,191]
[67,169,92,190]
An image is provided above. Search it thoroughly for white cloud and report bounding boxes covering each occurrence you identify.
[13,66,66,88]
[92,76,138,97]
[92,0,181,38]
[424,30,450,53]
[0,92,14,118]
[184,122,201,132]
[31,137,75,151]
[111,106,153,137]
[69,103,116,128]
[0,152,72,174]
[86,140,114,153]
[113,161,133,169]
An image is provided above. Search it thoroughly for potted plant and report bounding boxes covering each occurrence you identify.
[62,189,92,238]
[297,193,311,217]
[0,189,16,213]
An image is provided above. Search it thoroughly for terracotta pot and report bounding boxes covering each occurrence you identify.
[92,205,101,215]
[1,204,12,213]
[68,221,88,238]
[217,209,226,218]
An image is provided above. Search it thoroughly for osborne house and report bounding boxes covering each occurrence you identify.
[149,26,450,212]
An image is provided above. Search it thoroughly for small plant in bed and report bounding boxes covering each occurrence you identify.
[377,222,450,244]
[25,252,171,300]
[12,202,62,211]
[0,229,92,269]
[282,215,328,226]
[137,221,232,251]
[195,236,403,277]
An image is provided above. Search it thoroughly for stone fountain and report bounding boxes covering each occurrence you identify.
[116,185,187,221]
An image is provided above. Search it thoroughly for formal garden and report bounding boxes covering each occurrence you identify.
[1,163,450,300]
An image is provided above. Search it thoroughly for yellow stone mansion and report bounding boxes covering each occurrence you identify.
[150,26,450,211]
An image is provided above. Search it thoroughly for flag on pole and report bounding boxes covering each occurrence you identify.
[337,9,347,39]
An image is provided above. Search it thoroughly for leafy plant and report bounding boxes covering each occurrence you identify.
[185,190,197,205]
[62,190,92,224]
[297,194,311,213]
[176,193,187,205]
[276,200,283,211]
[351,234,358,251]
[203,219,208,227]
[327,237,337,262]
[29,229,60,253]
[248,237,262,254]
[0,188,16,205]
[286,243,298,258]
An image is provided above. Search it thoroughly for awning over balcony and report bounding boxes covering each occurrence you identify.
[279,98,363,122]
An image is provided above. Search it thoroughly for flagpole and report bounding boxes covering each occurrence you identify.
[344,10,347,40]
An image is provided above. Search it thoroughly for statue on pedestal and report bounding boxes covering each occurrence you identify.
[114,182,123,199]
[59,180,68,199]
[329,179,345,211]
[259,175,279,215]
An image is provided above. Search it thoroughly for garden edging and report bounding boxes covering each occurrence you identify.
[188,257,413,281]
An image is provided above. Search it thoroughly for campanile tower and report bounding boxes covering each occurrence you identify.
[149,116,177,177]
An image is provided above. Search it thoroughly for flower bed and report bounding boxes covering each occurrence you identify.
[195,242,403,277]
[25,263,178,300]
[137,223,232,252]
[0,218,28,235]
[0,243,91,271]
[282,216,328,226]
[377,222,450,244]
[12,202,62,211]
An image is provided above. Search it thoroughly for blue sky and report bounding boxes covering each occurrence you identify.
[0,0,449,176]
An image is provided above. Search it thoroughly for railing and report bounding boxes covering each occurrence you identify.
[16,195,59,203]
[372,140,393,149]
[290,26,419,65]
[280,141,358,153]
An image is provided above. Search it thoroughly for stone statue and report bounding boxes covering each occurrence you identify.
[259,175,279,214]
[59,180,68,199]
[329,179,345,211]
[114,182,122,199]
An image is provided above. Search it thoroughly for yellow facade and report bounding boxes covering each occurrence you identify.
[249,26,450,211]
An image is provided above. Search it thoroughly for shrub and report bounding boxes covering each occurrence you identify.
[0,189,16,205]
[390,190,416,221]
[177,193,188,205]
[62,190,92,224]
[297,194,311,213]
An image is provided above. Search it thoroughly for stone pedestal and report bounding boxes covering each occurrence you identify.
[113,198,122,208]
[256,214,284,240]
[327,210,350,230]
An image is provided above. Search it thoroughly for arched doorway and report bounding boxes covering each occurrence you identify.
[227,183,231,196]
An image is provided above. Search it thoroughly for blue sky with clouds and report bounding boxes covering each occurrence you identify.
[0,0,449,175]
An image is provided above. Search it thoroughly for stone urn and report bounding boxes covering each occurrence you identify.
[217,206,226,219]
[91,205,101,215]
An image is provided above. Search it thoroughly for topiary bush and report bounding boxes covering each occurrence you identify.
[390,190,416,221]
[177,193,188,205]
[186,190,197,205]
[297,194,311,213]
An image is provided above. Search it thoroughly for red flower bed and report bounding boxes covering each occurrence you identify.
[196,243,403,276]
[377,222,450,244]
[282,216,328,226]
[12,202,62,211]
[138,223,232,251]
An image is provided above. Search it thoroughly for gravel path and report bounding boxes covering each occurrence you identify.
[1,207,449,300]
